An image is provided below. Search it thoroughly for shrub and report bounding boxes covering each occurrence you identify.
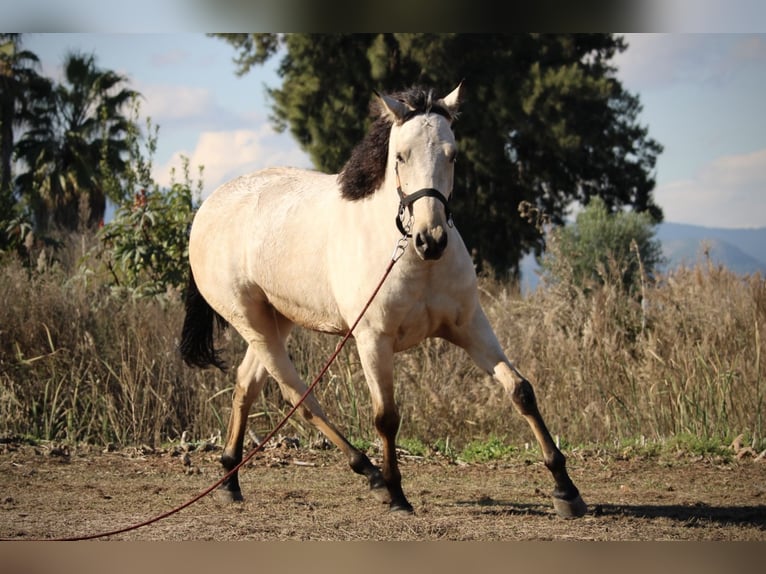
[540,196,664,294]
[96,158,200,299]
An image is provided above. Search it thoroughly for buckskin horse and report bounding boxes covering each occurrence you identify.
[180,83,587,518]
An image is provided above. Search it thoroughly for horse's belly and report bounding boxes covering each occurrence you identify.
[265,290,347,335]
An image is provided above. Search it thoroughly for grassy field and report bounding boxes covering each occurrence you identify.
[1,232,764,458]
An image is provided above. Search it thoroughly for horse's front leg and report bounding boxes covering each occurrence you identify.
[448,309,587,518]
[356,333,413,513]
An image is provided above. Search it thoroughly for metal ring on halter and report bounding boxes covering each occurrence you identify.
[396,208,413,237]
[391,234,410,262]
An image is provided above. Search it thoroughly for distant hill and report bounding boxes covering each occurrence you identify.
[655,223,766,275]
[519,222,766,293]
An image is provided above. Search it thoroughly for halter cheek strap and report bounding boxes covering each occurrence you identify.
[394,163,454,237]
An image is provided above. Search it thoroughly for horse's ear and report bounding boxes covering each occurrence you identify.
[378,92,409,123]
[439,82,463,117]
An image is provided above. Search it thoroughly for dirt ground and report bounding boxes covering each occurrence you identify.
[1,437,764,541]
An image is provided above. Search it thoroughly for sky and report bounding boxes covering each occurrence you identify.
[17,33,766,230]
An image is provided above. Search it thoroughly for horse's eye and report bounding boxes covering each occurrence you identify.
[396,153,405,164]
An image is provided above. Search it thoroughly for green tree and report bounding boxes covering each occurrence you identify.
[14,51,139,231]
[211,33,663,276]
[0,34,47,249]
[539,196,664,293]
[95,115,202,299]
[98,162,200,298]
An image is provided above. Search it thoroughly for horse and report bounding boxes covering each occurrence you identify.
[180,83,587,518]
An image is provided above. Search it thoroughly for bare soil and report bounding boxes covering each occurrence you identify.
[1,438,764,541]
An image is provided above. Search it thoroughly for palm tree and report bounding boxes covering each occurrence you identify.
[15,51,139,231]
[0,34,46,214]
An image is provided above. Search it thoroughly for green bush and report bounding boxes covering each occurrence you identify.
[540,196,664,294]
[97,158,200,299]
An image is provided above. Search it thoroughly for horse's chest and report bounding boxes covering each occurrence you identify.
[391,292,464,351]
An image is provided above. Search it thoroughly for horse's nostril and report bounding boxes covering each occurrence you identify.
[414,229,447,260]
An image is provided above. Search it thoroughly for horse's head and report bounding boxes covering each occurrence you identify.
[379,84,462,261]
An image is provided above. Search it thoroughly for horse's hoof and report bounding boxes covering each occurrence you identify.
[371,484,392,504]
[215,487,244,503]
[552,494,587,518]
[389,500,414,514]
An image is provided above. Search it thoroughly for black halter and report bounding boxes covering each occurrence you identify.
[394,162,453,237]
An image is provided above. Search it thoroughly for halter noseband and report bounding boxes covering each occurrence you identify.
[394,162,453,237]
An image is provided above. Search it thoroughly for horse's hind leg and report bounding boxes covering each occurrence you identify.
[234,306,389,503]
[218,344,269,502]
[271,373,389,503]
[449,309,587,518]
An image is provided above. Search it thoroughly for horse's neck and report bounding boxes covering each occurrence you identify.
[348,179,403,239]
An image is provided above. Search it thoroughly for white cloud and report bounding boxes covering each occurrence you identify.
[616,34,722,90]
[153,125,311,198]
[655,148,766,228]
[615,34,766,91]
[139,84,217,123]
[616,34,695,89]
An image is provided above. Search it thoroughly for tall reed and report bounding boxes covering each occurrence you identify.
[1,237,763,452]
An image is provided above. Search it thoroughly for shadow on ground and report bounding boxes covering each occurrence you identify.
[455,495,766,529]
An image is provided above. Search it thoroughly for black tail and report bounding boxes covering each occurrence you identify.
[179,269,228,371]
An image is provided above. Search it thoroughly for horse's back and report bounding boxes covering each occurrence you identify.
[193,166,336,243]
[189,167,345,332]
[197,167,334,219]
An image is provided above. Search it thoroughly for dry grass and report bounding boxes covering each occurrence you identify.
[1,235,764,453]
[506,258,765,447]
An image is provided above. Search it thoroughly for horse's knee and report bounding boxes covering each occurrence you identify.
[511,378,540,416]
[374,408,400,438]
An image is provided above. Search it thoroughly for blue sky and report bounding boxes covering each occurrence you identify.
[19,33,766,229]
[614,34,766,228]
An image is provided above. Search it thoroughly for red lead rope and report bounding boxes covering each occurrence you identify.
[10,237,409,542]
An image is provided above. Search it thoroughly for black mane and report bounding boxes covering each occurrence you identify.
[338,87,452,201]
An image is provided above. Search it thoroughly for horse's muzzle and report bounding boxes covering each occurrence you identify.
[414,225,448,260]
